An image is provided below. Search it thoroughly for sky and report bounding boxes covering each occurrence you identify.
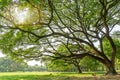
[0,52,5,57]
[27,60,43,66]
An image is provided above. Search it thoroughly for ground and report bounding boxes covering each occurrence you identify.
[0,72,120,80]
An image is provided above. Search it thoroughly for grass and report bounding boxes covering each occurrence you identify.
[0,71,119,80]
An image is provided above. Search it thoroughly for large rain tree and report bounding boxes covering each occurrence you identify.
[0,0,120,75]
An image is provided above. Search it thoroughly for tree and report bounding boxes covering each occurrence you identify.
[80,56,103,71]
[26,65,46,72]
[103,35,120,70]
[46,57,82,73]
[0,0,119,75]
[47,43,83,73]
[103,38,120,58]
[48,59,77,72]
[0,57,27,72]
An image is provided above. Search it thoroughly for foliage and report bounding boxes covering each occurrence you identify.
[48,59,76,72]
[0,57,47,72]
[0,57,27,72]
[103,38,120,59]
[80,56,102,71]
[26,65,46,72]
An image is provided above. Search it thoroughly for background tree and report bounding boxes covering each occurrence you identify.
[0,0,119,75]
[26,64,46,72]
[80,56,103,71]
[45,43,83,73]
[0,57,27,72]
[0,57,47,72]
[48,59,76,72]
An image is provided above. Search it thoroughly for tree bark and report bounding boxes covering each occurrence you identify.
[87,54,117,75]
[76,65,82,73]
[105,61,117,75]
[73,60,82,73]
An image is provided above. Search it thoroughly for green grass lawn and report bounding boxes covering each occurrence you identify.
[0,71,119,80]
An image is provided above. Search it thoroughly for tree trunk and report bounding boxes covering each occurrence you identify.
[73,60,82,73]
[76,65,82,73]
[105,62,117,75]
[87,54,117,75]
